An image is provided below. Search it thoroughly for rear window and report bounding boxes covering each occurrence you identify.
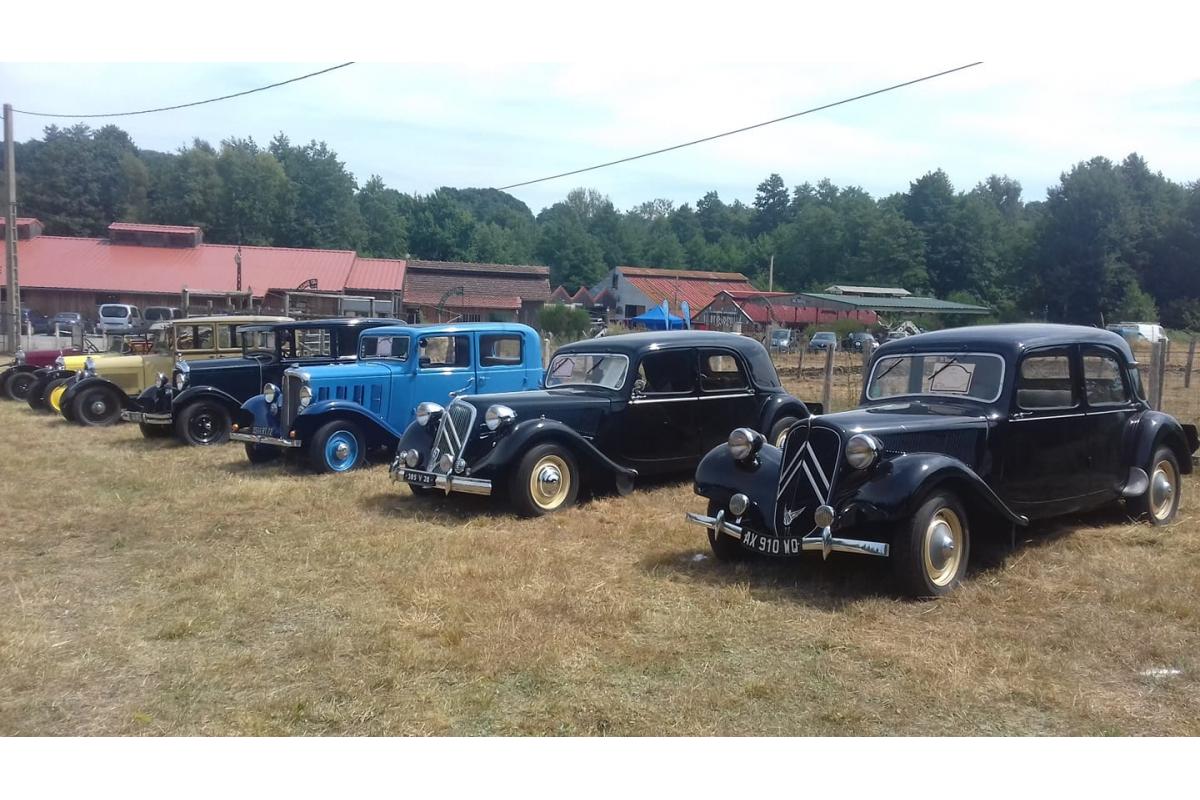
[100,305,129,318]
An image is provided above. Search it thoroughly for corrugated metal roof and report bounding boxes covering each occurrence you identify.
[345,257,406,292]
[7,235,358,297]
[824,285,911,297]
[799,293,991,314]
[619,265,751,282]
[624,273,758,318]
[408,259,550,277]
[406,260,552,303]
[404,290,522,310]
[108,222,203,236]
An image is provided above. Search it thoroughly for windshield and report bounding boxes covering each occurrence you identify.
[866,352,1005,403]
[242,329,276,355]
[361,334,409,361]
[814,332,835,340]
[152,327,174,355]
[545,352,629,390]
[100,305,129,318]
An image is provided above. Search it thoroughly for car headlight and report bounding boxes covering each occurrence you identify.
[298,384,313,408]
[404,448,420,468]
[438,452,454,473]
[728,427,764,462]
[845,433,882,470]
[485,404,516,431]
[157,372,169,389]
[54,355,64,369]
[416,402,444,427]
[263,383,279,404]
[15,349,25,366]
[729,493,750,516]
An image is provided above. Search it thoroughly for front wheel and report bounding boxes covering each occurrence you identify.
[768,416,800,449]
[176,401,231,446]
[705,499,747,562]
[309,421,366,473]
[44,377,73,415]
[1130,446,1182,525]
[890,490,970,598]
[72,385,123,426]
[244,443,282,464]
[3,370,36,402]
[510,443,580,516]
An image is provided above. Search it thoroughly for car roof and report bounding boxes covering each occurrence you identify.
[873,323,1135,361]
[173,315,293,325]
[357,322,536,337]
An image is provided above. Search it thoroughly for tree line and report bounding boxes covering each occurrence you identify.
[8,123,1200,329]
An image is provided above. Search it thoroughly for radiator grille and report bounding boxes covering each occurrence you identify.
[282,372,303,427]
[428,401,476,472]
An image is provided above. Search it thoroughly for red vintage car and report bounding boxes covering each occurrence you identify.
[1,344,94,401]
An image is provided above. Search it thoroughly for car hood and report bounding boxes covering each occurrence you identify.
[815,399,991,436]
[187,355,258,374]
[457,388,614,434]
[62,352,141,370]
[291,361,392,382]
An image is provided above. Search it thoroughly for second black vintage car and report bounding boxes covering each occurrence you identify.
[121,318,397,445]
[391,330,820,516]
[686,324,1199,598]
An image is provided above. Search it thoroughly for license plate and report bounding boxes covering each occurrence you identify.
[403,469,437,486]
[124,411,144,423]
[740,530,805,557]
[250,426,275,437]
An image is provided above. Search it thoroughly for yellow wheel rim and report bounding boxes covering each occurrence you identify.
[48,384,67,413]
[529,454,571,511]
[922,507,964,587]
[1150,459,1178,521]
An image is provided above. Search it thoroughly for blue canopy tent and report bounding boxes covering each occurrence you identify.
[630,306,685,330]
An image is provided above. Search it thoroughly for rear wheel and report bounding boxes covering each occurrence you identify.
[309,421,366,473]
[3,370,36,402]
[244,443,282,464]
[890,490,970,598]
[72,385,123,426]
[1130,446,1181,525]
[510,443,580,516]
[45,378,72,415]
[176,401,231,446]
[705,499,747,562]
[139,422,172,438]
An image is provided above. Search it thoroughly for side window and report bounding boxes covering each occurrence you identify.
[635,350,696,395]
[218,325,236,349]
[480,334,523,367]
[176,324,214,351]
[1082,349,1130,406]
[295,328,332,357]
[699,350,748,392]
[418,335,470,369]
[1017,351,1077,410]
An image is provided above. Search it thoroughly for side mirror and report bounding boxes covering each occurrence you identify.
[632,377,647,397]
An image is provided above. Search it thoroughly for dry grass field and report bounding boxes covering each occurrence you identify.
[1,351,1198,736]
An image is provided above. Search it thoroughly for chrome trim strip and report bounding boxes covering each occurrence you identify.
[229,431,302,448]
[629,395,699,405]
[120,410,171,424]
[393,466,492,496]
[805,441,831,491]
[1010,412,1086,422]
[685,511,744,540]
[801,527,890,558]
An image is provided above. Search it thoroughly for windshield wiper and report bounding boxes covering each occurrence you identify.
[925,355,962,386]
[872,357,905,384]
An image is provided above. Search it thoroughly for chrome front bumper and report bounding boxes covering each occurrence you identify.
[230,430,303,448]
[685,510,889,558]
[390,463,492,496]
[120,410,171,425]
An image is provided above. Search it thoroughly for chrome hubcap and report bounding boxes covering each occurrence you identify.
[537,465,561,491]
[923,508,964,587]
[1150,460,1177,520]
[529,454,571,510]
[90,400,107,415]
[928,523,956,571]
[334,442,351,460]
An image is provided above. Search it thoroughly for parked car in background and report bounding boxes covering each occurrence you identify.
[686,324,1198,598]
[144,306,184,324]
[19,307,51,335]
[96,304,143,334]
[1106,322,1168,346]
[0,341,97,401]
[842,331,877,352]
[769,328,793,351]
[806,331,838,353]
[50,312,89,334]
[24,329,163,413]
[393,330,821,516]
[231,322,543,472]
[124,318,397,445]
[51,315,290,426]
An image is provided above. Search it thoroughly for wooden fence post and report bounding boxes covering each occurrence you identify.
[798,339,806,378]
[1148,341,1162,411]
[1185,337,1196,390]
[861,343,873,395]
[821,345,835,412]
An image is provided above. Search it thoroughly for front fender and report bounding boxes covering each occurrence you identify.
[1131,411,1196,475]
[470,419,637,480]
[173,385,241,415]
[294,399,405,447]
[760,394,816,433]
[61,376,133,414]
[845,453,1028,527]
[693,442,784,532]
[132,384,174,414]
[396,420,435,462]
[237,394,279,434]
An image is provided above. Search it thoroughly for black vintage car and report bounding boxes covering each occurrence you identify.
[686,324,1198,597]
[391,330,820,516]
[121,318,397,445]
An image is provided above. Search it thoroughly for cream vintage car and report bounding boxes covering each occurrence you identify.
[47,315,291,426]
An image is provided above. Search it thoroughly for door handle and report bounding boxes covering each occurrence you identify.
[449,376,475,398]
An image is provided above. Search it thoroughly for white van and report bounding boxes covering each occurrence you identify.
[1106,322,1168,345]
[97,304,143,334]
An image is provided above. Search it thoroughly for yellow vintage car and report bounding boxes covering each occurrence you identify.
[51,315,291,426]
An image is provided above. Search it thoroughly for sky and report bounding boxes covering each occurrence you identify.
[2,60,1198,215]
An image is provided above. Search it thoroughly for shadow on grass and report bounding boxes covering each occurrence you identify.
[359,490,502,523]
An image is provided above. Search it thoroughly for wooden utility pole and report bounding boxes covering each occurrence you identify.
[768,254,774,292]
[1185,337,1196,390]
[4,103,20,350]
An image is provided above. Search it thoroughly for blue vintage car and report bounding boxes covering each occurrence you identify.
[230,322,544,472]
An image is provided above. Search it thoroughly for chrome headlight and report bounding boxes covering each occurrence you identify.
[174,360,189,390]
[263,383,279,404]
[298,384,313,408]
[728,427,764,462]
[484,404,516,431]
[15,349,25,366]
[83,356,96,376]
[438,452,454,473]
[54,355,64,369]
[415,402,444,427]
[157,372,169,389]
[729,493,750,516]
[845,433,882,470]
[404,448,420,468]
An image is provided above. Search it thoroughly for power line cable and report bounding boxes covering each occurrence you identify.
[11,63,355,119]
[497,61,983,191]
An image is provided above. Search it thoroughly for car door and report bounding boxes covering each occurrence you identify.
[618,347,700,473]
[412,332,475,408]
[696,348,759,453]
[1081,345,1138,495]
[475,330,533,394]
[1000,346,1096,516]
